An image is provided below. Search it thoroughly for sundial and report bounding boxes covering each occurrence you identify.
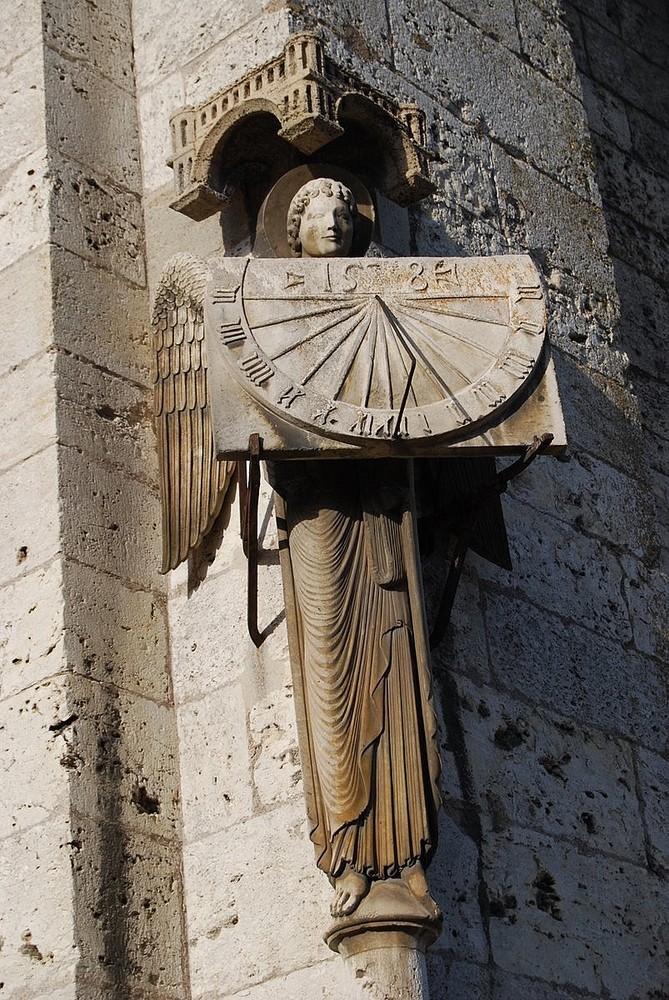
[205,253,559,458]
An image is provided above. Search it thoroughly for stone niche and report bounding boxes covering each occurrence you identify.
[166,31,434,241]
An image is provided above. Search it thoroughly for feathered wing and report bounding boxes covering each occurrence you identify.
[153,252,236,573]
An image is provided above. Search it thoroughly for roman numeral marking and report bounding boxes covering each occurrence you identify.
[240,353,274,385]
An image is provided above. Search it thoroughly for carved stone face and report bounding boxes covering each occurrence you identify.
[298,190,354,259]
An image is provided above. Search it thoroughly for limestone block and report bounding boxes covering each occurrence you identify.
[168,552,252,705]
[428,813,489,963]
[0,350,57,473]
[628,105,669,182]
[612,258,669,381]
[0,148,50,273]
[0,0,41,70]
[0,46,47,174]
[513,0,581,96]
[0,676,72,838]
[0,246,53,375]
[71,817,187,997]
[596,136,669,240]
[485,591,668,754]
[249,685,301,807]
[375,192,410,256]
[49,161,146,287]
[387,2,598,202]
[43,0,135,94]
[436,0,520,51]
[426,112,500,224]
[64,675,182,841]
[132,0,267,91]
[301,0,393,66]
[58,446,162,592]
[426,564,492,686]
[62,561,171,702]
[50,246,152,385]
[456,676,646,862]
[491,966,592,1000]
[44,51,142,193]
[183,10,292,106]
[0,445,60,587]
[478,496,632,647]
[183,802,332,997]
[440,958,490,1000]
[633,374,669,478]
[0,559,64,700]
[580,13,669,123]
[137,74,185,194]
[143,185,224,293]
[56,353,157,482]
[620,556,669,661]
[177,682,254,840]
[491,148,613,299]
[412,196,509,261]
[636,747,669,876]
[483,829,669,997]
[552,353,645,478]
[544,271,623,375]
[227,957,347,1000]
[507,448,656,560]
[580,75,631,150]
[608,208,669,293]
[0,808,77,999]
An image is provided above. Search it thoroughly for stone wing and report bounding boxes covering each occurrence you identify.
[153,253,236,572]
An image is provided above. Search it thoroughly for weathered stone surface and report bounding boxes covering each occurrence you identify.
[222,957,347,1000]
[183,803,332,997]
[0,445,60,586]
[388,1,598,201]
[439,0,520,51]
[506,447,656,559]
[636,746,669,877]
[0,148,51,272]
[249,685,302,807]
[299,0,394,66]
[50,246,153,384]
[456,677,646,862]
[71,817,187,997]
[611,257,669,380]
[137,75,185,194]
[514,0,581,95]
[428,813,489,963]
[596,136,669,241]
[485,591,668,754]
[0,45,47,174]
[178,682,254,839]
[49,161,146,287]
[0,808,77,999]
[620,555,669,661]
[56,352,157,481]
[627,104,669,181]
[58,446,162,593]
[44,0,135,94]
[0,245,53,376]
[0,677,71,838]
[0,558,64,700]
[62,561,171,702]
[0,0,41,70]
[64,674,182,841]
[44,51,143,192]
[484,829,669,998]
[478,496,632,647]
[0,351,57,473]
[580,74,631,150]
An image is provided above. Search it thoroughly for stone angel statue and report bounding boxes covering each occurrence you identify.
[152,165,549,936]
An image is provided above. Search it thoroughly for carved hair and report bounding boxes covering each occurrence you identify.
[287,179,357,255]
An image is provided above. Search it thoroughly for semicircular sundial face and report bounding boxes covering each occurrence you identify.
[207,256,546,445]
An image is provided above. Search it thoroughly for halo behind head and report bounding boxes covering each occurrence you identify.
[254,165,375,258]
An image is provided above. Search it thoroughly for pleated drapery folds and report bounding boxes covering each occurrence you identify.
[273,459,441,882]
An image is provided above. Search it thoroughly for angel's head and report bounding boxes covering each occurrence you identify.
[287,179,357,258]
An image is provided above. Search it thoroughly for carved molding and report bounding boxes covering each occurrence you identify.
[168,33,434,220]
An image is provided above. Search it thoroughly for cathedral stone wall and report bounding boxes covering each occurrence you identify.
[1,1,667,999]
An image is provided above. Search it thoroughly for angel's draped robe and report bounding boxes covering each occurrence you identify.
[272,459,441,880]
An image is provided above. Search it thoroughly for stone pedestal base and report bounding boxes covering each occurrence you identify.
[324,880,441,1000]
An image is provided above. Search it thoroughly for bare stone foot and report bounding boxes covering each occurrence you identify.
[401,863,442,921]
[331,869,370,917]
